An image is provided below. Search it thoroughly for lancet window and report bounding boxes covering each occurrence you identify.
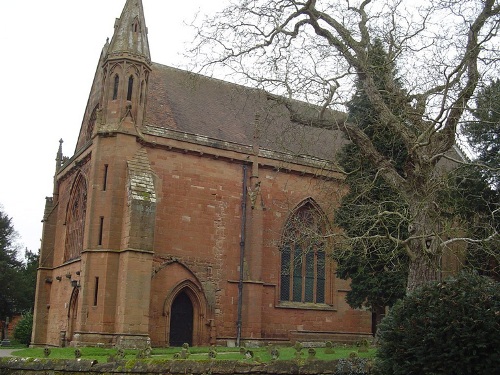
[127,76,134,101]
[113,74,119,100]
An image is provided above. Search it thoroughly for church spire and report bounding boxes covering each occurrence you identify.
[100,0,152,129]
[107,0,151,64]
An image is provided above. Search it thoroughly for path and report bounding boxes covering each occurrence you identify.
[0,349,16,357]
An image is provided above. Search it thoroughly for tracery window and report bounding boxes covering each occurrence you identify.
[64,174,87,262]
[85,105,98,142]
[280,200,327,304]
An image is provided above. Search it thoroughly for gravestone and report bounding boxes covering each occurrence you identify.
[1,318,10,347]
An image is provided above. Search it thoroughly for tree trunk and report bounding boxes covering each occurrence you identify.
[406,251,440,292]
[406,200,442,293]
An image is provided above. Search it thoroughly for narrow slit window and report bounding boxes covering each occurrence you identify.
[98,216,104,246]
[113,75,119,100]
[127,76,134,101]
[94,277,99,306]
[140,80,144,104]
[103,164,108,191]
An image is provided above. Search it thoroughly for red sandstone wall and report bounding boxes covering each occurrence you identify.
[145,146,371,345]
[37,133,371,347]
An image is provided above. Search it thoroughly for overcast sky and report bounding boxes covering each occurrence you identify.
[1,0,224,256]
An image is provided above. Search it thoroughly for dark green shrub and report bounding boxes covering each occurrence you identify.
[375,272,500,375]
[13,311,33,346]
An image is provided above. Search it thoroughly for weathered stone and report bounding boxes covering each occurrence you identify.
[0,358,372,375]
[31,0,387,351]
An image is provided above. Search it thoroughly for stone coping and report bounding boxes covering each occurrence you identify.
[0,358,372,374]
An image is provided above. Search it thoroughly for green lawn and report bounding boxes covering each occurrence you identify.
[11,345,375,363]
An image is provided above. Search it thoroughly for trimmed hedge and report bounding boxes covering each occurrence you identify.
[375,272,500,375]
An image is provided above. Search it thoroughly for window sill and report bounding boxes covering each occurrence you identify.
[276,301,336,311]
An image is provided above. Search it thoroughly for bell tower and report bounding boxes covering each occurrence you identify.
[100,0,151,129]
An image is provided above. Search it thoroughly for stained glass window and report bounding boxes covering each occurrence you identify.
[280,200,327,304]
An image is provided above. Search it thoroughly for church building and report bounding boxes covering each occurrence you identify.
[31,0,373,348]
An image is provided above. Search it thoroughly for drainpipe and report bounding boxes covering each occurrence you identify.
[236,164,248,347]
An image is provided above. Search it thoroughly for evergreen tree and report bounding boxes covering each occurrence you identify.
[0,207,39,331]
[13,311,33,347]
[0,208,23,322]
[462,80,500,189]
[333,40,409,316]
[196,0,500,291]
[455,80,500,278]
[21,250,39,308]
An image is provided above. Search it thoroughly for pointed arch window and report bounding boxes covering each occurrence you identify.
[127,76,134,101]
[85,105,98,142]
[280,200,327,304]
[131,17,140,33]
[64,174,87,262]
[113,74,119,100]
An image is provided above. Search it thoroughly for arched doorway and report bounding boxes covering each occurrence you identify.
[169,291,193,347]
[67,287,79,345]
[152,272,212,347]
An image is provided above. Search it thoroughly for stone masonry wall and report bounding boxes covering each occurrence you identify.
[145,145,371,345]
[0,358,372,375]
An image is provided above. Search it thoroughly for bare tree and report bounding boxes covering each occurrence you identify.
[190,0,500,291]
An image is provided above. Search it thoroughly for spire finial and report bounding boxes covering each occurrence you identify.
[106,0,150,63]
[56,139,64,170]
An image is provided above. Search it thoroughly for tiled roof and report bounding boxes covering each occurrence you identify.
[145,63,347,161]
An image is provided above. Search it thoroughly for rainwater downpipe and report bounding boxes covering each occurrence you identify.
[236,164,248,347]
